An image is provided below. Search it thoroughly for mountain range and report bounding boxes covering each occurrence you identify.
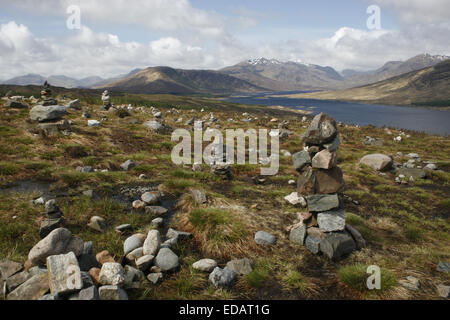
[278,59,450,106]
[2,53,448,95]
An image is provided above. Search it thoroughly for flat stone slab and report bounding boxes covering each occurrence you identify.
[319,231,356,260]
[307,194,340,212]
[7,272,49,300]
[317,209,346,232]
[47,252,83,295]
[0,259,23,280]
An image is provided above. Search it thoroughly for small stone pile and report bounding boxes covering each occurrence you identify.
[39,199,64,239]
[101,90,111,110]
[290,113,365,260]
[29,82,70,136]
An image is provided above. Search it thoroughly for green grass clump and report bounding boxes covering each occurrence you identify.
[281,270,306,292]
[0,163,19,176]
[338,264,397,293]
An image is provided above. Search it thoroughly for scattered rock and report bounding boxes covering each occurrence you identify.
[345,224,366,249]
[143,230,161,256]
[284,192,306,207]
[192,259,218,272]
[254,231,276,245]
[437,284,450,298]
[98,285,128,300]
[120,159,136,171]
[436,262,450,273]
[87,216,107,232]
[99,262,125,286]
[141,191,161,204]
[124,234,144,255]
[400,276,420,291]
[0,259,23,280]
[78,285,99,300]
[189,188,207,204]
[147,272,163,284]
[87,120,101,127]
[226,258,254,276]
[360,154,393,171]
[96,250,115,266]
[29,105,67,122]
[397,168,428,180]
[209,267,236,288]
[154,248,179,272]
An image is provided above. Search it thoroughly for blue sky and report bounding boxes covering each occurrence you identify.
[0,0,448,79]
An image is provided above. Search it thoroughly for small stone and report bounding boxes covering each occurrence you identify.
[345,224,366,249]
[305,236,321,254]
[284,192,306,207]
[437,284,450,298]
[98,285,128,300]
[226,258,254,276]
[436,262,450,273]
[120,159,136,171]
[425,163,437,170]
[145,206,168,215]
[147,272,163,284]
[289,224,307,245]
[136,255,154,272]
[126,247,144,262]
[192,259,218,272]
[87,216,107,232]
[189,188,207,204]
[99,262,125,286]
[124,234,144,255]
[254,231,276,245]
[151,217,164,227]
[400,276,420,291]
[5,271,30,292]
[143,230,161,256]
[209,267,236,288]
[0,259,23,280]
[123,265,144,289]
[141,191,161,204]
[132,200,146,210]
[88,267,101,285]
[38,293,61,300]
[78,285,99,300]
[292,151,311,172]
[154,248,179,272]
[87,120,101,127]
[115,224,132,233]
[96,250,115,266]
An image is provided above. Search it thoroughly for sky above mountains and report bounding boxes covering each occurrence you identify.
[1,0,449,79]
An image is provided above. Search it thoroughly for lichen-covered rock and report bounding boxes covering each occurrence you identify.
[209,267,236,288]
[319,232,356,260]
[154,248,179,272]
[7,272,49,300]
[192,259,217,272]
[307,194,341,213]
[99,262,125,286]
[98,285,128,300]
[254,231,276,245]
[143,230,161,256]
[47,252,82,295]
[301,113,337,145]
[360,154,393,171]
[226,258,254,276]
[317,210,346,232]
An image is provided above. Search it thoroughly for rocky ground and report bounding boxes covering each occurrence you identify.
[0,91,449,300]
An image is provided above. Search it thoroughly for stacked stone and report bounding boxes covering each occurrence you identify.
[39,200,64,239]
[101,90,111,110]
[29,82,70,136]
[290,113,365,260]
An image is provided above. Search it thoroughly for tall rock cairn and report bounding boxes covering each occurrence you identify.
[101,90,112,110]
[290,113,365,260]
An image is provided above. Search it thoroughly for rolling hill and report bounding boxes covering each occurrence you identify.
[276,59,450,107]
[95,66,267,94]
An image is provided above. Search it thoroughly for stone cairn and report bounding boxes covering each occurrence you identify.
[29,82,70,136]
[289,113,365,260]
[101,90,111,110]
